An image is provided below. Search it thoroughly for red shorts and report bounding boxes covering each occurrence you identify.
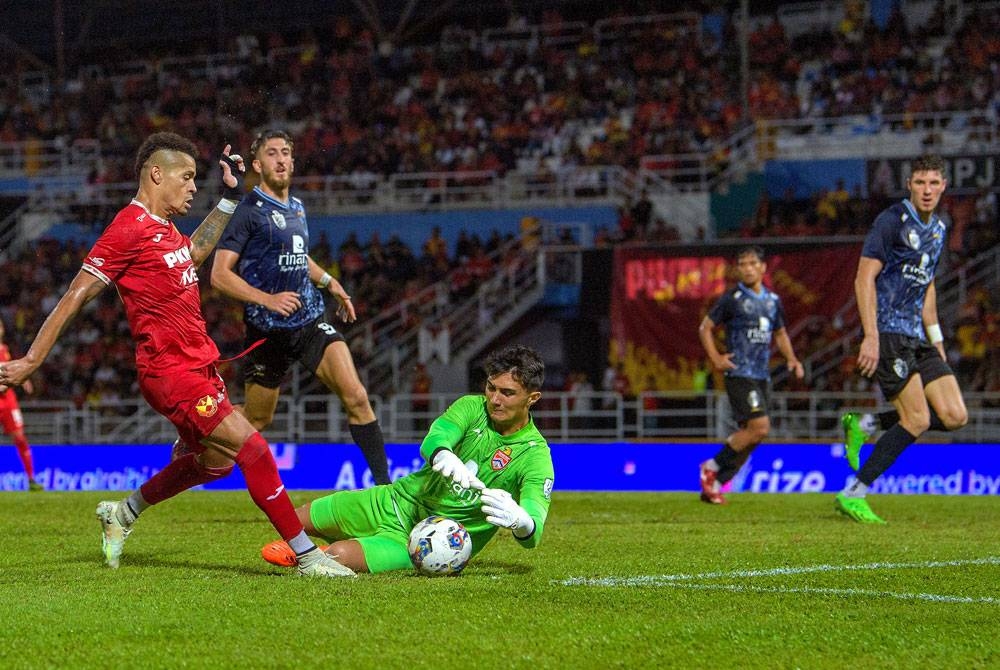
[139,365,234,451]
[0,391,23,434]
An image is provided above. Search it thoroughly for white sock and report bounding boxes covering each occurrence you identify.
[859,413,877,434]
[841,480,869,498]
[289,531,316,556]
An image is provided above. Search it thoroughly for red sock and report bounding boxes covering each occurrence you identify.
[140,453,234,505]
[14,434,34,479]
[235,433,303,541]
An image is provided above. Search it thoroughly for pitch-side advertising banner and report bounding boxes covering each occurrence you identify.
[609,245,860,390]
[2,443,998,495]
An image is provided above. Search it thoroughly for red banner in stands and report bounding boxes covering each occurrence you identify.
[609,245,861,390]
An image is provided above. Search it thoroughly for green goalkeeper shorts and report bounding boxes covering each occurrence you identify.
[308,486,414,574]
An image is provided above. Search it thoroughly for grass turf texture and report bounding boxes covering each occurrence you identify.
[1,491,998,669]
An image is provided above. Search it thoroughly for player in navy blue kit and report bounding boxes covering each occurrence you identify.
[836,155,968,523]
[697,246,804,504]
[211,129,390,485]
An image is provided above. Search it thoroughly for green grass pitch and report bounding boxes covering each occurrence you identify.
[1,491,998,669]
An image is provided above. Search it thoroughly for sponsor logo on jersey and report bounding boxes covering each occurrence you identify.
[292,234,305,253]
[162,246,192,268]
[270,211,286,229]
[195,394,218,418]
[180,265,198,287]
[491,447,512,471]
[893,358,908,379]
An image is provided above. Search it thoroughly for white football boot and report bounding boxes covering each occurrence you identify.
[95,500,133,568]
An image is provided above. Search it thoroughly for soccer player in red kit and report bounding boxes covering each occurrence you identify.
[0,319,42,491]
[0,132,353,577]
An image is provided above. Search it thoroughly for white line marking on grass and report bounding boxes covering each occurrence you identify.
[559,556,1000,587]
[661,582,1000,605]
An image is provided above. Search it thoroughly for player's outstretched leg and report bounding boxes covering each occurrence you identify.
[840,412,870,471]
[296,547,356,578]
[834,493,886,524]
[95,500,135,568]
[170,438,192,462]
[699,460,726,505]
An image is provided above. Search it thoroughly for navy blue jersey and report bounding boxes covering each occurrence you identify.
[861,199,946,339]
[707,283,787,380]
[217,187,325,331]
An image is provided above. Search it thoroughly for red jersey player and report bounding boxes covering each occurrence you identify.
[0,132,352,577]
[0,320,41,491]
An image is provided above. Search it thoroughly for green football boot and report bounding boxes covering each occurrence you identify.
[834,493,886,524]
[840,412,869,471]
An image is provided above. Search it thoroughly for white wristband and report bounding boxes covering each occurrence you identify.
[926,323,943,344]
[317,272,332,289]
[216,199,237,214]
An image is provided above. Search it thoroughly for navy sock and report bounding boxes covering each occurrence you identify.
[713,443,745,484]
[857,423,918,486]
[350,420,390,485]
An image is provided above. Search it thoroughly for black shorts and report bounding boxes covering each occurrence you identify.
[725,376,770,425]
[875,332,954,400]
[243,316,346,388]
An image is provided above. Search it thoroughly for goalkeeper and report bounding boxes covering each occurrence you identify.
[261,344,554,573]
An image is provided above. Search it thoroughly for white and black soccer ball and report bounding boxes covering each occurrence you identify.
[407,516,472,576]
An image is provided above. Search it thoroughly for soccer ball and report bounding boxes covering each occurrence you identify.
[407,516,472,576]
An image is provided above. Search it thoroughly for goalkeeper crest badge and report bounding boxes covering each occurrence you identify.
[491,447,512,471]
[195,394,218,418]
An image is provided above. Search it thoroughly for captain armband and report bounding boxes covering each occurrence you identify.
[317,272,333,289]
[926,323,943,344]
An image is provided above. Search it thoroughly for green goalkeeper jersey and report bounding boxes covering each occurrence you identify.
[390,394,554,554]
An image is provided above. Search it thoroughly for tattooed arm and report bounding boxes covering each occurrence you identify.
[190,144,245,267]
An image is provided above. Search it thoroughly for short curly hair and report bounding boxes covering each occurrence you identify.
[133,132,198,178]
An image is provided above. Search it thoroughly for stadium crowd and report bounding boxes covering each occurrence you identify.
[0,1,998,405]
[0,2,998,184]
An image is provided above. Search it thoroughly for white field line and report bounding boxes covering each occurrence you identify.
[559,556,1000,589]
[659,582,1000,605]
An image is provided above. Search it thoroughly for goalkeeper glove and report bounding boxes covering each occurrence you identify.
[431,449,484,490]
[219,147,245,202]
[480,488,535,539]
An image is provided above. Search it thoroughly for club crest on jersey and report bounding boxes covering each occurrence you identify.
[491,447,512,471]
[893,358,908,379]
[195,394,218,418]
[270,211,286,230]
[905,228,920,250]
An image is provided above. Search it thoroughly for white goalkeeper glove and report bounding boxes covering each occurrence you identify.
[431,449,484,490]
[480,488,535,539]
